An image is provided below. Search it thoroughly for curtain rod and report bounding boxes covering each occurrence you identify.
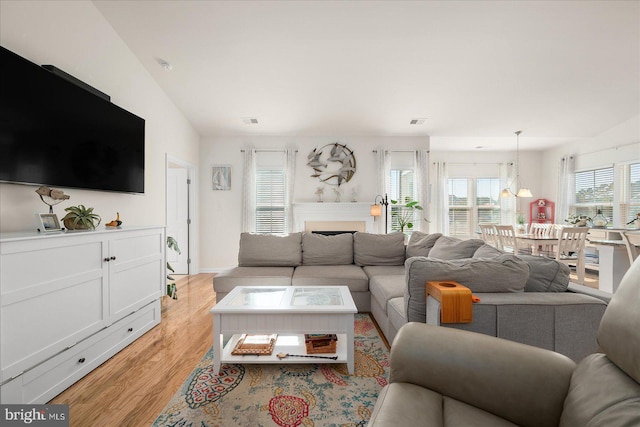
[432,161,505,165]
[240,149,298,152]
[570,141,639,158]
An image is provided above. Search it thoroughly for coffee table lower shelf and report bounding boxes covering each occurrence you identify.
[220,333,348,366]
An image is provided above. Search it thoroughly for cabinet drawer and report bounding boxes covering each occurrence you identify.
[1,300,160,404]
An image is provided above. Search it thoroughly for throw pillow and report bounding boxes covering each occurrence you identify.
[302,232,354,265]
[406,231,442,258]
[353,232,405,266]
[429,236,485,260]
[518,254,571,292]
[473,244,504,259]
[404,255,530,323]
[238,232,302,266]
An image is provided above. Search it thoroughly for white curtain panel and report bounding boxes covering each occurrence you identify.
[375,149,390,233]
[500,162,516,225]
[241,148,256,233]
[284,148,297,233]
[557,155,575,224]
[415,149,430,232]
[432,161,449,235]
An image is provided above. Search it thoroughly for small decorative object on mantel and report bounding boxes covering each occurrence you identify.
[333,187,342,203]
[105,212,123,228]
[35,186,70,213]
[306,142,356,186]
[61,205,101,230]
[315,187,324,202]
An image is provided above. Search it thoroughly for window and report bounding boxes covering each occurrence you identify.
[573,166,614,220]
[448,177,501,238]
[388,152,418,233]
[621,162,640,224]
[255,152,287,234]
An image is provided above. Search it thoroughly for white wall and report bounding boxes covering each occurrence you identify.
[0,1,200,236]
[540,115,640,225]
[199,135,429,270]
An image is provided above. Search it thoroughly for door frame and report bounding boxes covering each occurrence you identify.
[165,154,199,275]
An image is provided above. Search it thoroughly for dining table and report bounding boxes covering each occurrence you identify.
[515,234,559,256]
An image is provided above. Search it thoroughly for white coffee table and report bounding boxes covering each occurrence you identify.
[210,286,357,375]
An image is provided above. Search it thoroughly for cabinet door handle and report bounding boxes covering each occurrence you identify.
[127,328,133,332]
[78,357,86,363]
[110,256,117,261]
[104,258,110,262]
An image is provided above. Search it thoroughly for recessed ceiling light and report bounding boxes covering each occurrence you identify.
[409,118,426,125]
[242,117,259,124]
[475,146,484,149]
[156,58,173,71]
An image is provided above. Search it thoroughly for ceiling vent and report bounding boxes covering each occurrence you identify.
[242,117,259,124]
[409,118,426,125]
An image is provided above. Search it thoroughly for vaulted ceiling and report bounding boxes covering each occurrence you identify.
[94,0,639,150]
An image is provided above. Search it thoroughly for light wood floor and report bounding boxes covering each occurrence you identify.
[49,273,216,427]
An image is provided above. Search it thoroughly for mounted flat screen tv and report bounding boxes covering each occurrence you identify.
[0,46,145,194]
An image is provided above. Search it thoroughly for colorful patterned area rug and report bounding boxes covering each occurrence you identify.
[153,314,389,427]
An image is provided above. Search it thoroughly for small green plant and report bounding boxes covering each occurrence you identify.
[166,236,181,300]
[62,205,101,230]
[390,199,425,232]
[516,212,525,225]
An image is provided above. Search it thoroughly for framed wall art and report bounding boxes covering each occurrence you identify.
[212,165,231,191]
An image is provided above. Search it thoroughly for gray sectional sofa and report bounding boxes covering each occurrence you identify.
[213,231,608,361]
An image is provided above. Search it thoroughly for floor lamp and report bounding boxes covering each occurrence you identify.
[371,194,389,233]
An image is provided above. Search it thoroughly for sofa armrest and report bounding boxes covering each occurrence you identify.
[390,322,575,427]
[567,282,612,303]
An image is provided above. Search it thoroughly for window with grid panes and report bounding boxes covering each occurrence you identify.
[448,177,501,238]
[621,162,640,224]
[255,152,287,234]
[389,169,416,232]
[573,166,614,221]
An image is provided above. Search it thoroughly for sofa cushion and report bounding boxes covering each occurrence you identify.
[406,232,442,258]
[362,265,406,279]
[213,266,294,293]
[370,275,405,315]
[473,244,504,259]
[354,232,406,266]
[291,265,369,292]
[429,236,485,260]
[560,353,640,427]
[238,232,302,266]
[518,255,571,292]
[302,232,353,265]
[405,255,530,323]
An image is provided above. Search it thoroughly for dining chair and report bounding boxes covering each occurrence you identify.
[479,224,500,249]
[529,222,552,237]
[546,226,589,284]
[621,230,640,265]
[495,225,526,254]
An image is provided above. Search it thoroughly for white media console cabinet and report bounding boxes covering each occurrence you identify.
[0,226,165,403]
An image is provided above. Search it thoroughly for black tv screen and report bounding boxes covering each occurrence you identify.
[0,46,145,193]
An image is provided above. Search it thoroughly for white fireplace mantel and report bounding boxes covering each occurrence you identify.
[293,202,376,233]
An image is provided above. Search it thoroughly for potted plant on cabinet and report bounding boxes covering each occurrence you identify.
[166,236,181,299]
[61,205,101,230]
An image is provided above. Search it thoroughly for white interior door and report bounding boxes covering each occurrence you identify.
[167,167,189,274]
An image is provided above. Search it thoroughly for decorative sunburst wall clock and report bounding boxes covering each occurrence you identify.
[306,143,356,186]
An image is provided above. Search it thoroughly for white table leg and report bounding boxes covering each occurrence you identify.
[346,314,355,374]
[213,313,222,374]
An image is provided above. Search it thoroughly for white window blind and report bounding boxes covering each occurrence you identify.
[388,152,418,233]
[621,162,640,224]
[573,166,614,219]
[448,178,471,237]
[477,178,501,224]
[255,151,287,235]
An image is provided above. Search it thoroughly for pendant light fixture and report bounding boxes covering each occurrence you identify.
[500,130,533,198]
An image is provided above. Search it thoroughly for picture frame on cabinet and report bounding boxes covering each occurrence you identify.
[212,165,231,191]
[38,213,62,232]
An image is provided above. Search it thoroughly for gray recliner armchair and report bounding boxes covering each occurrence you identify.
[368,258,640,427]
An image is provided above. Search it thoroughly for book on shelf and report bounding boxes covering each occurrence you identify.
[231,333,278,356]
